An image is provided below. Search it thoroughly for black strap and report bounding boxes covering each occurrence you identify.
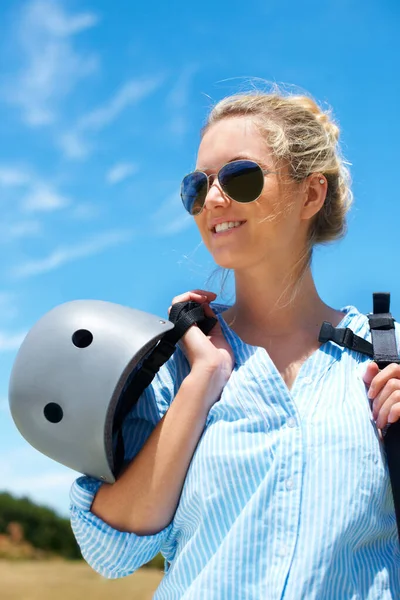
[318,322,374,357]
[319,292,400,542]
[112,301,216,476]
[368,293,400,542]
[367,293,400,368]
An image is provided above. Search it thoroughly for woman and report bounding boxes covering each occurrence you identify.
[70,90,400,598]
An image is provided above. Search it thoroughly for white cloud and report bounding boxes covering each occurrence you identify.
[7,471,77,493]
[22,183,70,212]
[1,220,42,240]
[0,292,19,319]
[79,78,163,130]
[12,229,134,278]
[106,162,138,184]
[33,3,98,36]
[59,76,164,160]
[0,330,27,351]
[169,115,189,138]
[58,131,91,160]
[151,192,193,236]
[0,166,31,187]
[166,65,197,140]
[158,214,193,236]
[0,445,77,516]
[4,0,99,127]
[69,203,101,220]
[0,163,69,214]
[167,65,197,110]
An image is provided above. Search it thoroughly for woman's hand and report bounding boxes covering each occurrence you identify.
[363,362,400,430]
[169,289,235,394]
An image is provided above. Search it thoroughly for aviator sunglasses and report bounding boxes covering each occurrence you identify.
[180,159,277,216]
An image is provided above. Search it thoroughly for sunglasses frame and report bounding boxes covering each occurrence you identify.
[181,159,278,216]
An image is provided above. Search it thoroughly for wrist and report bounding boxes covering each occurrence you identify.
[185,361,228,399]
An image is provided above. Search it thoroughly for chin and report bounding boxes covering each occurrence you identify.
[211,253,244,271]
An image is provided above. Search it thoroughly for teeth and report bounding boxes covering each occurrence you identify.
[214,221,243,233]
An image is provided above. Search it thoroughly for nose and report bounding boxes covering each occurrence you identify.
[203,179,231,211]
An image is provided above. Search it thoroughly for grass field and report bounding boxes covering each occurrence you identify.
[0,560,164,600]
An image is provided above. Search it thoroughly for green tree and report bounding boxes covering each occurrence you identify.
[0,492,81,559]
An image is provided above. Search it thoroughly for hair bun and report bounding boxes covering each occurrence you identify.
[289,95,340,142]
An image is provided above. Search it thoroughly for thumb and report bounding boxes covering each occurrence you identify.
[362,361,380,386]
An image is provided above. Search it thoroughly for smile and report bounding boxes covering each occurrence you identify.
[212,221,246,236]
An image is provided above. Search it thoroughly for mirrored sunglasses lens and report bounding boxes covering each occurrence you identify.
[181,172,208,215]
[220,161,264,203]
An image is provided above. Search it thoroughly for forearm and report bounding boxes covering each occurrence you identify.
[91,364,219,534]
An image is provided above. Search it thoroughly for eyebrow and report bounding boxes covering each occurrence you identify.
[196,155,272,172]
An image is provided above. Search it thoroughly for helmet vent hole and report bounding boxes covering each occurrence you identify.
[44,403,63,423]
[72,329,93,348]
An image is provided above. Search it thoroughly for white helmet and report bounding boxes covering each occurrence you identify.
[8,300,174,483]
[8,299,214,484]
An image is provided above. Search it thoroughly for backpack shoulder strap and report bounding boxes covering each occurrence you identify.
[319,292,400,543]
[368,292,400,543]
[367,292,400,368]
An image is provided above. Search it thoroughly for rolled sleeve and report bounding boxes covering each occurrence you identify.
[70,475,173,579]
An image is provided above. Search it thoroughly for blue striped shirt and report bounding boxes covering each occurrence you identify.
[70,302,400,599]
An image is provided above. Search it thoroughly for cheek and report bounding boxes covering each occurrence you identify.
[194,217,211,245]
[251,196,281,231]
[257,185,298,230]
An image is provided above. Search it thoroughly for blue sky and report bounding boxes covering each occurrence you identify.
[0,0,399,517]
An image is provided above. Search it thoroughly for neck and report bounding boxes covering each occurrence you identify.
[225,263,335,339]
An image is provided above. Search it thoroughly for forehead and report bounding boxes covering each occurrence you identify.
[196,116,271,170]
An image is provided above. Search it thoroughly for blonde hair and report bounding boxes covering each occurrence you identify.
[203,88,353,308]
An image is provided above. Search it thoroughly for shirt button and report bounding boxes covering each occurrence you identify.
[303,376,312,384]
[287,417,296,428]
[286,478,294,490]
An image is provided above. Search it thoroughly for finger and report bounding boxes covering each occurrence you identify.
[169,294,207,314]
[376,390,400,429]
[372,379,400,418]
[388,402,400,424]
[174,289,217,300]
[168,292,218,318]
[171,290,216,306]
[367,363,400,399]
[190,289,217,298]
[362,361,379,387]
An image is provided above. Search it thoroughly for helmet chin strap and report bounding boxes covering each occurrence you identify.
[112,301,216,477]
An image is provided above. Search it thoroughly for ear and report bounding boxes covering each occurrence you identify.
[300,173,327,221]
